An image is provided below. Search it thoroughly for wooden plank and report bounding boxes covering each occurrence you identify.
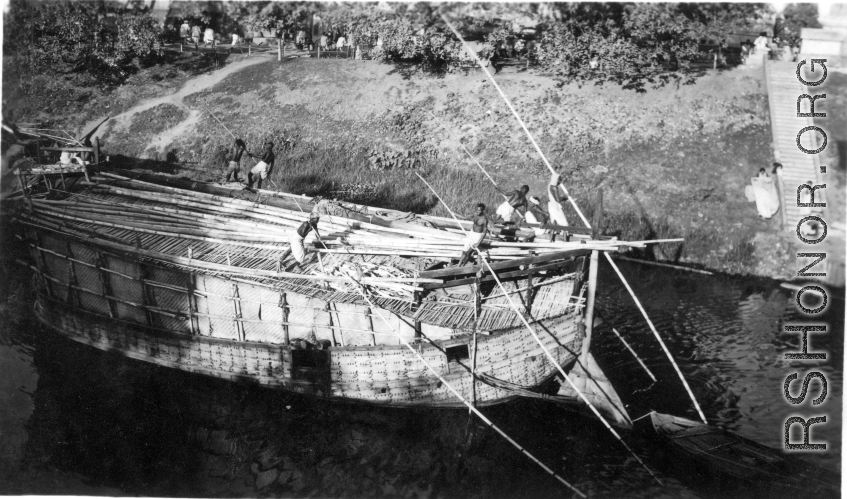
[40,146,95,152]
[419,249,589,279]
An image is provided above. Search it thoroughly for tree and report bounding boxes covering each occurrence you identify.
[778,4,822,48]
[4,0,163,84]
[533,2,769,90]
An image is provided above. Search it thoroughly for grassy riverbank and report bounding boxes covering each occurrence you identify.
[4,53,845,279]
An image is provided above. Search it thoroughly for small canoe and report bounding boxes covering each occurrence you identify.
[648,411,840,498]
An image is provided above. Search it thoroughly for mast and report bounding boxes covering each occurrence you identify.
[582,189,602,357]
[582,251,598,358]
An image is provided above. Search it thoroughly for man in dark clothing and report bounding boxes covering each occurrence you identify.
[458,203,489,267]
[246,141,275,191]
[224,138,247,183]
[495,184,529,223]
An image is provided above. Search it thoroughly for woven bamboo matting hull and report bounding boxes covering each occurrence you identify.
[25,225,584,349]
[23,226,440,346]
[35,295,583,406]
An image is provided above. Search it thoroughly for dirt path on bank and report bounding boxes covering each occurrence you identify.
[86,56,269,153]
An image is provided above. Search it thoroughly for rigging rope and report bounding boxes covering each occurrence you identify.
[282,187,585,496]
[349,275,586,497]
[438,12,708,425]
[415,172,663,485]
[426,111,524,221]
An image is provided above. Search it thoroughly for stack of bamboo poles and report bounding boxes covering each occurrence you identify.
[18,174,660,302]
[77,175,661,258]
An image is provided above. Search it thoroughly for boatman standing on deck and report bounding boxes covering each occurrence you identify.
[246,141,275,191]
[291,213,321,269]
[547,172,568,227]
[224,138,247,183]
[524,196,550,239]
[495,184,529,223]
[458,203,489,267]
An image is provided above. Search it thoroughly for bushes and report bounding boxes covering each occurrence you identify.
[533,3,770,89]
[4,0,163,85]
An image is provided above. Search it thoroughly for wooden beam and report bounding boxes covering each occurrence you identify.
[65,240,81,307]
[231,282,245,342]
[419,249,589,279]
[40,146,95,152]
[421,260,577,290]
[96,250,117,318]
[185,273,198,334]
[279,292,290,345]
[32,232,53,298]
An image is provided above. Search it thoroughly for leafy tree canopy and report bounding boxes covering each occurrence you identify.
[777,3,821,48]
[533,2,769,90]
[4,0,163,85]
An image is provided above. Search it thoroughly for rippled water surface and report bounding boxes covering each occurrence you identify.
[0,252,842,498]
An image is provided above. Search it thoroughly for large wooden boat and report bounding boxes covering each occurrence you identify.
[9,147,643,427]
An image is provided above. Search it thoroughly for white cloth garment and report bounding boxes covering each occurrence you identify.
[251,161,269,179]
[548,174,568,226]
[463,230,486,251]
[496,201,515,222]
[291,235,306,263]
[750,176,780,219]
[523,210,547,237]
[548,201,568,226]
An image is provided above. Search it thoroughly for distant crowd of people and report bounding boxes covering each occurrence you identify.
[170,19,360,54]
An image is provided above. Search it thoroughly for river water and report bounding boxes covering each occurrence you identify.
[0,239,842,498]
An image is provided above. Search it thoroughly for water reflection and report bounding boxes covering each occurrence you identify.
[0,257,842,498]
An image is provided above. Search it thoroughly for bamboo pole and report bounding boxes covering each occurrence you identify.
[348,277,585,497]
[613,255,713,275]
[439,13,707,425]
[415,169,663,485]
[581,250,598,358]
[17,215,439,286]
[609,325,657,383]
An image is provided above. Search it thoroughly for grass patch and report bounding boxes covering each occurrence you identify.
[266,142,503,218]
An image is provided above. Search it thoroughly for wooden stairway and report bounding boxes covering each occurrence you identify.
[764,59,828,227]
[764,60,838,283]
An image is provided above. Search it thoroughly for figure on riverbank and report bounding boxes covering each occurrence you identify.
[458,203,489,266]
[291,213,321,268]
[547,172,569,227]
[246,142,275,191]
[224,139,247,183]
[496,185,529,223]
[191,24,201,45]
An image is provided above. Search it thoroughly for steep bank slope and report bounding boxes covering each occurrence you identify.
[10,55,842,279]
